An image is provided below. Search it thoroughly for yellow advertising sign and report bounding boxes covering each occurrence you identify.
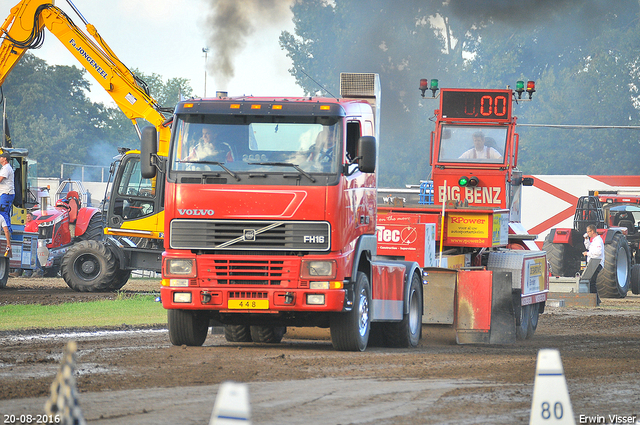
[447,213,490,241]
[524,257,546,295]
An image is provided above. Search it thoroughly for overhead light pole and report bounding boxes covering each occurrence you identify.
[202,47,209,98]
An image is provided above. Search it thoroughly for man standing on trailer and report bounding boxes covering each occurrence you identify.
[0,150,14,234]
[583,224,604,305]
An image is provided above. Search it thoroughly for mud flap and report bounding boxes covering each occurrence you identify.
[488,271,516,344]
[456,270,515,344]
[422,268,456,324]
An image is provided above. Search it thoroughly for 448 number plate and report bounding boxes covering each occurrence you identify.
[228,299,269,310]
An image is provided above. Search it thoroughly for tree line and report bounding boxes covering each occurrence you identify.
[4,1,640,187]
[280,0,640,186]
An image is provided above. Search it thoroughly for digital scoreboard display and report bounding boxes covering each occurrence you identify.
[440,89,512,121]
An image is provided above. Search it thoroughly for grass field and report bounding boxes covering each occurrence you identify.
[0,294,167,331]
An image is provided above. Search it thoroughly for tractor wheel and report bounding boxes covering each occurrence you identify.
[596,232,631,298]
[330,271,371,351]
[382,272,422,348]
[0,257,8,289]
[168,309,209,346]
[77,212,105,242]
[543,233,580,277]
[60,240,118,292]
[109,269,132,291]
[250,326,286,343]
[630,264,640,295]
[223,325,252,342]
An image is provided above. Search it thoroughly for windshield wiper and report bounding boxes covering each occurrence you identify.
[178,160,240,181]
[248,162,316,183]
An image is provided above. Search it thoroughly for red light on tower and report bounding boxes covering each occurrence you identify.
[526,81,536,99]
[419,79,429,97]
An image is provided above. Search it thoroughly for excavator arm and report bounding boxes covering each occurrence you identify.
[0,0,171,155]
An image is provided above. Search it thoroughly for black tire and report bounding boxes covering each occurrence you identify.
[109,269,132,291]
[0,257,8,289]
[631,264,640,295]
[383,272,422,348]
[250,326,286,343]
[224,325,253,342]
[168,309,209,346]
[330,271,371,351]
[516,304,531,341]
[527,303,541,339]
[543,233,580,277]
[77,211,104,242]
[597,232,630,298]
[60,240,118,292]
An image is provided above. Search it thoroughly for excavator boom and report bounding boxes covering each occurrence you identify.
[0,0,170,154]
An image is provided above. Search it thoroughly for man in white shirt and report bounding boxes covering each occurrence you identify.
[0,151,14,234]
[459,131,502,160]
[583,224,604,305]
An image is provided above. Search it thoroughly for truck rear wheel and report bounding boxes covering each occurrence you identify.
[168,309,209,346]
[330,271,370,351]
[224,325,252,342]
[60,240,118,292]
[250,326,286,343]
[0,257,8,289]
[527,303,541,339]
[597,232,630,298]
[383,272,422,348]
[543,233,580,277]
[630,264,640,295]
[516,304,531,341]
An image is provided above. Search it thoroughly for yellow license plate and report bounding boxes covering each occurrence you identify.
[228,299,269,310]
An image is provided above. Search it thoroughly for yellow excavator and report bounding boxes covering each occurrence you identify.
[0,0,172,290]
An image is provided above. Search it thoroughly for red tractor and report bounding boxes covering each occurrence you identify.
[30,186,104,278]
[543,190,640,297]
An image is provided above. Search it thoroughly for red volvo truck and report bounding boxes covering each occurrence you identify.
[142,74,423,351]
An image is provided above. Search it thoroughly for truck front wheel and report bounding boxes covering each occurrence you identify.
[168,309,209,346]
[330,271,370,352]
[383,272,422,348]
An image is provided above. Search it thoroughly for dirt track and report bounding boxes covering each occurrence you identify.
[1,278,640,424]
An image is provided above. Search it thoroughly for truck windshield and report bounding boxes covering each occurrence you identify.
[170,117,342,175]
[437,125,508,164]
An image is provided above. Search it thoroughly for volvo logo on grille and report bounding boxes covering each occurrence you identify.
[243,229,256,241]
[178,209,215,216]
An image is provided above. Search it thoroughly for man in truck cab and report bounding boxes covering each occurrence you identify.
[459,131,502,161]
[0,150,14,234]
[184,126,234,162]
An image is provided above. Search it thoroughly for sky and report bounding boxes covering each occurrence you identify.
[1,0,304,105]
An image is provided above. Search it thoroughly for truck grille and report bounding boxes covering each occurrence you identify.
[199,258,299,286]
[170,220,330,251]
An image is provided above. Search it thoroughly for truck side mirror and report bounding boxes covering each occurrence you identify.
[357,136,376,173]
[141,126,158,179]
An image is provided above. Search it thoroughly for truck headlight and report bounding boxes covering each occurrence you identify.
[166,259,196,277]
[301,260,336,279]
